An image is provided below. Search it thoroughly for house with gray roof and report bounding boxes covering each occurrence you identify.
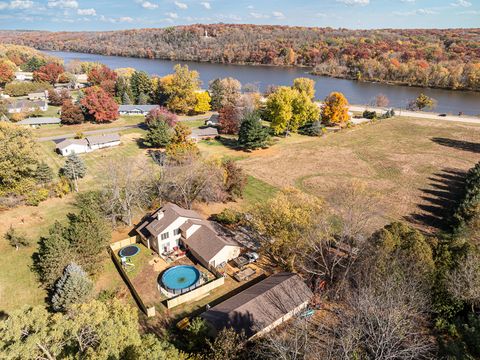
[18,117,61,127]
[119,105,158,116]
[201,272,313,339]
[7,100,48,114]
[56,133,121,156]
[136,202,241,268]
[189,126,219,141]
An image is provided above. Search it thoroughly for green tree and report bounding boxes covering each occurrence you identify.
[163,64,201,114]
[37,221,75,288]
[206,327,246,360]
[130,70,152,104]
[61,153,86,192]
[67,206,111,275]
[185,317,209,352]
[51,262,93,312]
[4,225,30,250]
[138,92,150,105]
[125,334,186,360]
[21,56,47,72]
[144,120,173,148]
[35,162,54,185]
[0,122,39,191]
[238,111,269,150]
[293,77,316,99]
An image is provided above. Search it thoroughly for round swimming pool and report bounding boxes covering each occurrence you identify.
[161,265,201,293]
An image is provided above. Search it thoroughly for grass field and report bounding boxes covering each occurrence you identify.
[1,115,479,313]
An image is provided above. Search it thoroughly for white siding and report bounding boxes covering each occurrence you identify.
[156,216,188,253]
[209,245,241,268]
[89,140,120,151]
[60,144,89,156]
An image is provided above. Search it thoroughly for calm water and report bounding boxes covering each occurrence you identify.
[45,50,480,115]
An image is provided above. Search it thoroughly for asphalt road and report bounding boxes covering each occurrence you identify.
[36,124,144,142]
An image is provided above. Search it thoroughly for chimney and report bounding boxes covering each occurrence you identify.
[157,211,164,220]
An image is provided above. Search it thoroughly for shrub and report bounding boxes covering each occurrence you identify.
[299,121,326,136]
[212,208,243,225]
[4,226,30,250]
[362,110,377,119]
[26,187,49,206]
[4,81,51,96]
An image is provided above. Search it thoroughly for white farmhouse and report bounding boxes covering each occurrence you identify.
[55,133,121,156]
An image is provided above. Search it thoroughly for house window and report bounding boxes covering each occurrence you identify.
[174,228,181,236]
[161,232,169,240]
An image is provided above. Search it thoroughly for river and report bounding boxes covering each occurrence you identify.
[44,50,480,115]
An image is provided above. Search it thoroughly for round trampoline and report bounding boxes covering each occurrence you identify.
[161,265,201,294]
[118,244,140,258]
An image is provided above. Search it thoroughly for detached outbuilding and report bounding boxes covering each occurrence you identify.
[201,272,313,339]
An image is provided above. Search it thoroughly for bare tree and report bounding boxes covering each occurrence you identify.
[103,159,151,226]
[447,251,480,312]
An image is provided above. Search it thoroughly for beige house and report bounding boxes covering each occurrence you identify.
[136,203,241,268]
[201,272,313,339]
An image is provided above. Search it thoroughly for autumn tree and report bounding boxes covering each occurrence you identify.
[163,64,201,114]
[194,91,211,114]
[60,100,84,124]
[33,62,64,84]
[87,64,117,90]
[293,77,316,99]
[81,86,119,123]
[374,93,389,107]
[0,62,14,86]
[321,92,350,126]
[408,93,436,111]
[238,111,269,150]
[47,88,71,106]
[145,106,177,127]
[447,251,480,311]
[223,160,247,200]
[208,77,242,110]
[218,104,242,134]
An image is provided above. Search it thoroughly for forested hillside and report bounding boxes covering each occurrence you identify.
[0,25,479,91]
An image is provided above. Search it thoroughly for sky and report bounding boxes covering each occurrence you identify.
[0,0,478,31]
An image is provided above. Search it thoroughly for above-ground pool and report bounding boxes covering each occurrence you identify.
[118,244,140,258]
[161,265,201,295]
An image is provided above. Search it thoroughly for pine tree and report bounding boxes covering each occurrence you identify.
[61,153,86,192]
[238,111,270,150]
[143,120,173,148]
[121,91,132,105]
[130,71,152,103]
[35,162,54,185]
[51,263,93,312]
[37,221,75,288]
[137,92,150,105]
[67,207,111,275]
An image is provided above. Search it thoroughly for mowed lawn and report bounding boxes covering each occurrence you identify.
[238,117,480,232]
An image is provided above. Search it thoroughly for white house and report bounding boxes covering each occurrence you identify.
[118,105,158,116]
[136,203,241,268]
[55,133,121,156]
[14,72,33,81]
[18,117,61,127]
[7,100,48,114]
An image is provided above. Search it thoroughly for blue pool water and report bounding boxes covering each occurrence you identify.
[161,265,200,291]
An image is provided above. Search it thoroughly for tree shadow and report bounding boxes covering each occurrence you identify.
[216,136,243,151]
[431,137,480,154]
[404,168,466,232]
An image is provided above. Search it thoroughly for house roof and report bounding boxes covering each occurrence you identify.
[86,133,120,145]
[7,100,46,110]
[55,138,88,150]
[119,105,158,112]
[18,117,60,125]
[201,272,313,338]
[190,127,219,138]
[182,224,239,262]
[138,202,203,238]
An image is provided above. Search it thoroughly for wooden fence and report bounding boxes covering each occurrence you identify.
[165,276,225,309]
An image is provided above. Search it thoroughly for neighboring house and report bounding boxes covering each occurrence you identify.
[201,272,313,339]
[189,126,219,141]
[136,202,241,268]
[118,105,158,116]
[28,91,48,100]
[15,72,33,81]
[7,100,48,113]
[205,113,219,126]
[18,117,61,127]
[75,73,88,83]
[55,133,121,156]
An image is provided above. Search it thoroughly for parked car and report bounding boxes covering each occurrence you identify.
[232,252,259,269]
[245,252,259,263]
[439,113,447,117]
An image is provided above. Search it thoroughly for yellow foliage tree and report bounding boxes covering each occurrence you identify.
[194,91,211,114]
[321,92,350,126]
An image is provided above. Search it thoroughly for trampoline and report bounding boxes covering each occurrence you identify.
[118,244,140,258]
[161,265,201,295]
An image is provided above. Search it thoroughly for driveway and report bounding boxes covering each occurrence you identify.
[36,124,145,142]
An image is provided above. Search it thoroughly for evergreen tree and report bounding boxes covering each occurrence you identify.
[37,221,75,288]
[61,153,86,192]
[51,263,93,312]
[35,162,54,185]
[130,71,152,103]
[67,207,111,275]
[238,111,270,150]
[121,91,132,105]
[137,92,150,105]
[4,225,30,250]
[144,120,173,148]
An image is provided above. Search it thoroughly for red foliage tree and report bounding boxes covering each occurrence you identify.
[60,100,85,124]
[87,65,117,94]
[33,63,64,84]
[145,106,178,127]
[218,105,242,134]
[80,86,119,123]
[0,62,14,86]
[48,88,71,106]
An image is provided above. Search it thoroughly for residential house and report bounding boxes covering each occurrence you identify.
[7,100,48,113]
[14,72,33,81]
[55,133,121,156]
[201,272,313,339]
[205,113,219,126]
[118,105,158,116]
[28,91,48,100]
[18,117,61,127]
[136,202,241,268]
[189,127,219,141]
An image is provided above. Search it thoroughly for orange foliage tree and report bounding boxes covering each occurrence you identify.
[81,86,119,123]
[87,65,117,94]
[33,63,64,84]
[0,62,14,86]
[321,92,350,126]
